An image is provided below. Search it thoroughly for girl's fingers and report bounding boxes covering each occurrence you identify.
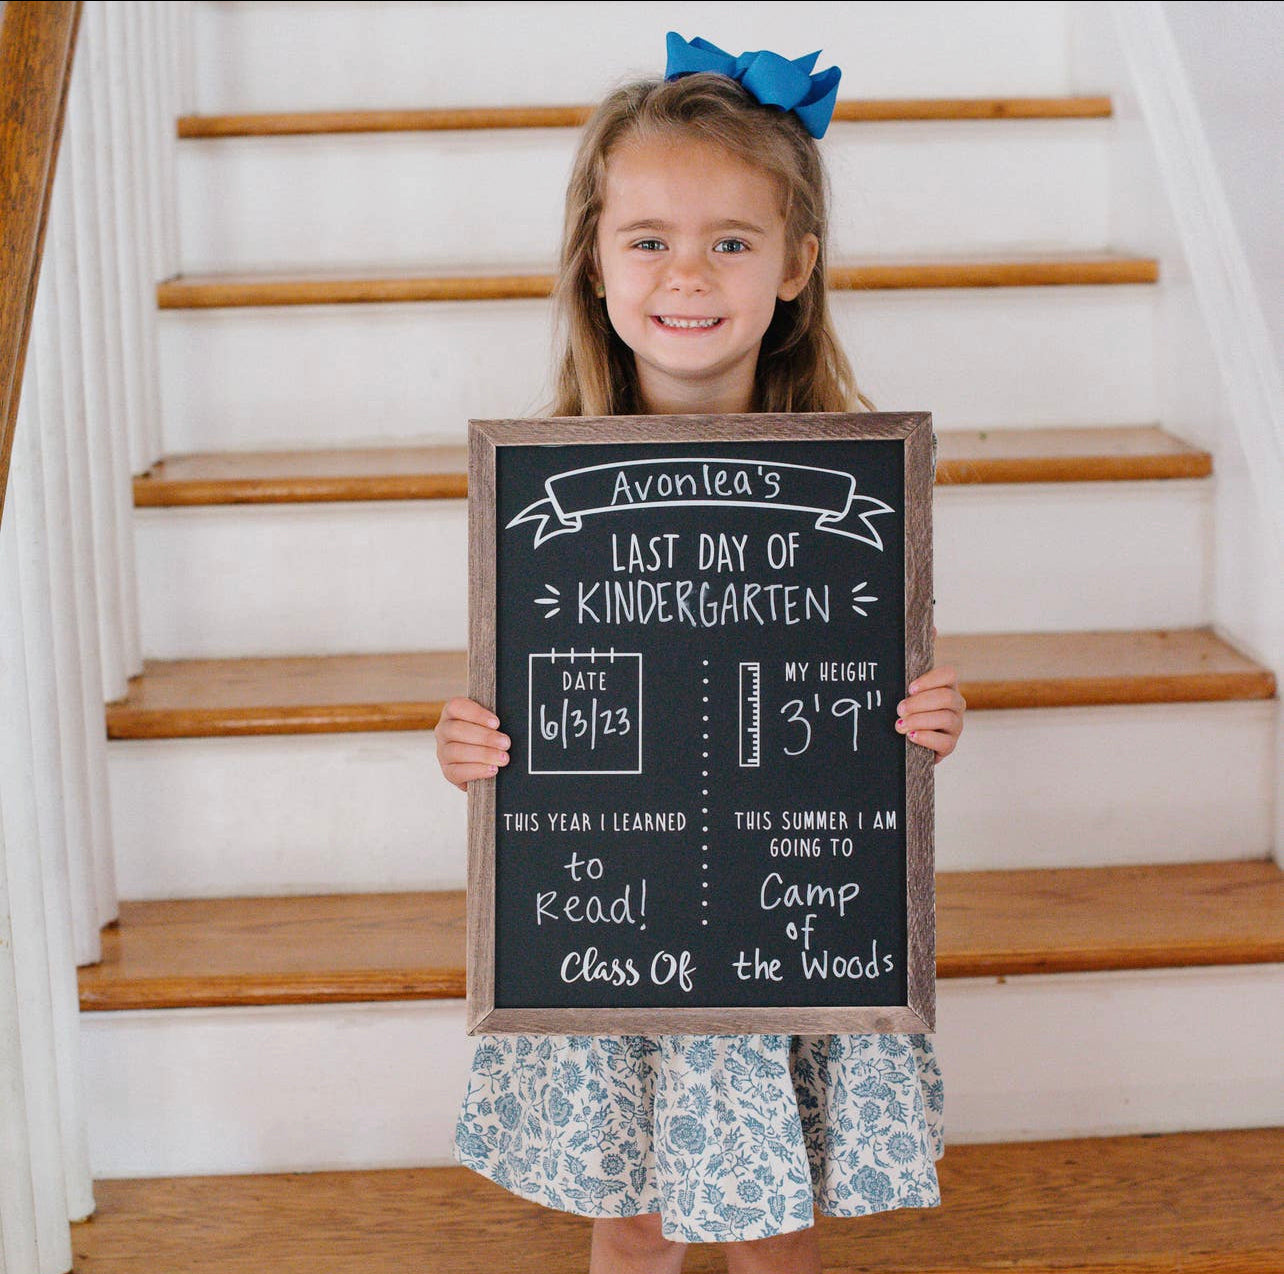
[904,664,958,696]
[436,697,507,790]
[892,664,964,765]
[904,728,959,760]
[442,762,501,792]
[441,696,502,730]
[440,719,511,751]
[896,709,960,735]
[439,742,510,768]
[898,687,963,715]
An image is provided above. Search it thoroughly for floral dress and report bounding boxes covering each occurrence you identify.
[454,1031,944,1243]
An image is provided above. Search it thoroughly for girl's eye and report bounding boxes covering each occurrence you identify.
[714,239,749,254]
[632,238,665,252]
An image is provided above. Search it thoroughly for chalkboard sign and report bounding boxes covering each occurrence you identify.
[466,413,935,1035]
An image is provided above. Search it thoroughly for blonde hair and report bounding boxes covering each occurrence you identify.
[550,72,876,416]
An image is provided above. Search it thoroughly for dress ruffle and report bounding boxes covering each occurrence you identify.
[454,1032,944,1243]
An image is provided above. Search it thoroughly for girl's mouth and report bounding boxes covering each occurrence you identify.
[652,315,723,330]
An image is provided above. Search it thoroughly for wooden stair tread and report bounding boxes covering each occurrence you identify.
[934,424,1211,484]
[77,859,1284,1010]
[104,630,1275,740]
[132,428,1212,506]
[941,627,1276,710]
[105,650,464,738]
[135,444,471,504]
[69,1127,1284,1273]
[939,859,1284,976]
[177,96,1115,137]
[156,254,1159,308]
[78,891,468,1009]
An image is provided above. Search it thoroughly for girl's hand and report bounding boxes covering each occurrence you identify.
[435,697,511,791]
[895,635,965,765]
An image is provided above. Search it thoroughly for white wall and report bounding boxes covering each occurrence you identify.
[1154,2,1284,779]
[1163,1,1284,372]
[1068,2,1282,863]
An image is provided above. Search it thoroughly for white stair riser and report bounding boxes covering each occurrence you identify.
[176,122,1111,274]
[193,1,1074,114]
[81,963,1284,1177]
[936,700,1277,870]
[134,480,1208,659]
[934,480,1210,634]
[107,702,1274,900]
[108,732,466,899]
[158,288,1158,451]
[936,964,1284,1143]
[135,501,466,657]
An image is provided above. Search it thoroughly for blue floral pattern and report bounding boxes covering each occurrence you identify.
[454,1032,944,1242]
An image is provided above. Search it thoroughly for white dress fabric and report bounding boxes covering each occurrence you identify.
[454,1031,944,1242]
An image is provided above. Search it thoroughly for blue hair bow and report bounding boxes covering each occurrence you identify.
[664,32,842,139]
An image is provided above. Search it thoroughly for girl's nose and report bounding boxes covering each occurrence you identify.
[665,247,711,293]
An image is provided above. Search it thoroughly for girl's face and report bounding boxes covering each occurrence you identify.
[595,135,818,415]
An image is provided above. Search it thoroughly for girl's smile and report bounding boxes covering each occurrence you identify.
[595,136,817,414]
[652,315,724,329]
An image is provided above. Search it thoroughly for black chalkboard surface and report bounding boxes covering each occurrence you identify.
[466,413,935,1035]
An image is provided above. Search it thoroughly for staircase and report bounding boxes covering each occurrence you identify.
[74,3,1282,1270]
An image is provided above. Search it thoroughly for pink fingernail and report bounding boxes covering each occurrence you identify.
[909,731,918,740]
[488,765,498,774]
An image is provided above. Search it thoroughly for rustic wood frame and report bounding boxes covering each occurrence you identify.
[466,412,935,1034]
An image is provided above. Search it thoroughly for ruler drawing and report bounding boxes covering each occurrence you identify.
[739,661,761,768]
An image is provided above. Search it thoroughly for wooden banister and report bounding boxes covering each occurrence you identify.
[0,0,80,527]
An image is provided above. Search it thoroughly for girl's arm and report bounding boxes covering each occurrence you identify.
[894,631,966,765]
[435,697,511,791]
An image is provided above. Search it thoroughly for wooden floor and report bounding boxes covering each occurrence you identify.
[130,427,1212,505]
[70,1127,1284,1272]
[103,629,1276,739]
[176,96,1116,138]
[103,649,466,738]
[76,860,1284,1011]
[155,253,1160,308]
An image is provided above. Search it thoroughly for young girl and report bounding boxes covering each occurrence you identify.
[438,35,966,1273]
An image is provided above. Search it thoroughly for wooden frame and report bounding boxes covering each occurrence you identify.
[467,412,934,1034]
